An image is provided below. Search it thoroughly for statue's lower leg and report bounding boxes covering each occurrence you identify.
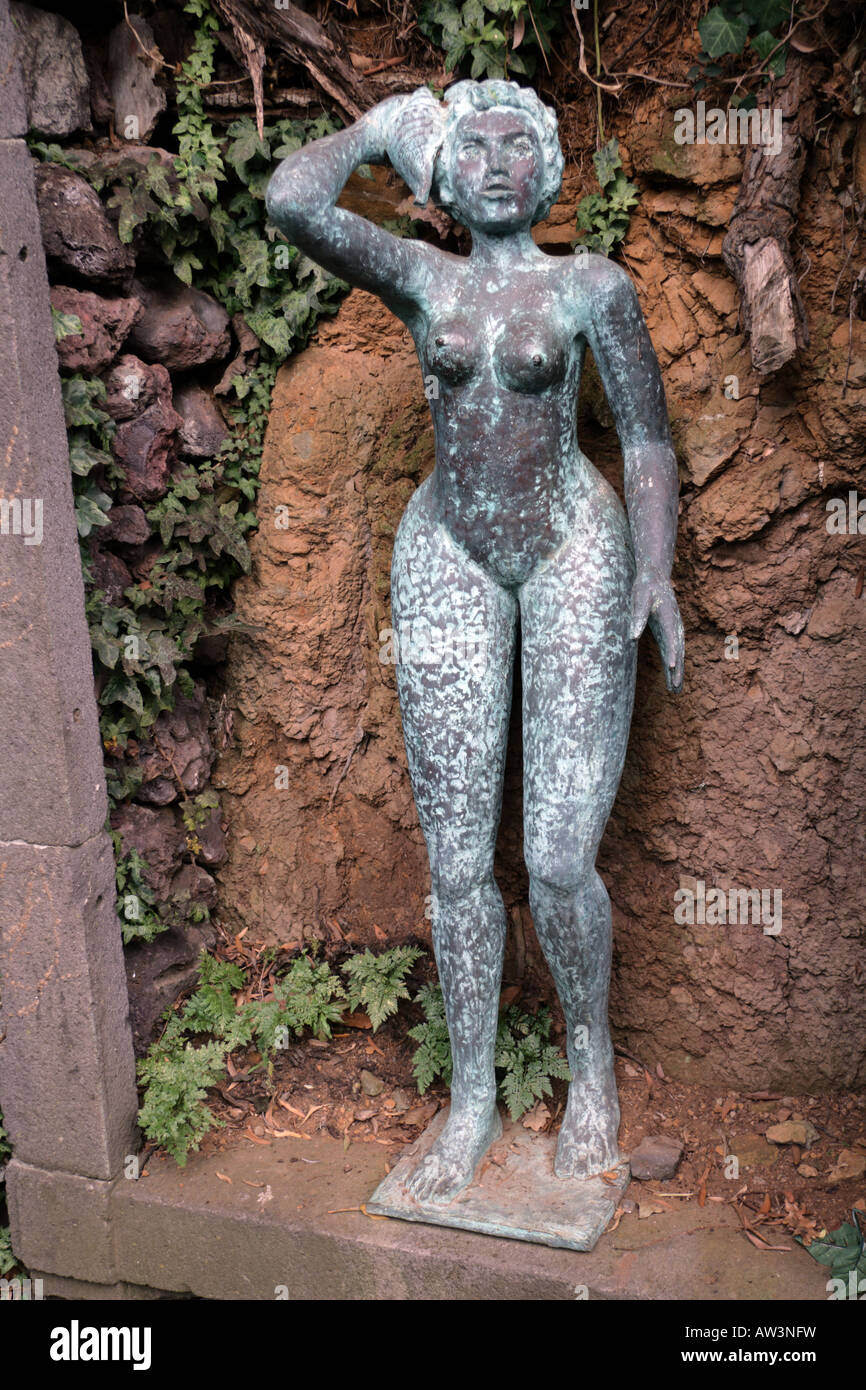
[529,870,621,1178]
[406,874,505,1203]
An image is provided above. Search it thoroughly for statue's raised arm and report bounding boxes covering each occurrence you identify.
[265,89,446,316]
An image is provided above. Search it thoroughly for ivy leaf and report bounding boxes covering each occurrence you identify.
[52,306,83,341]
[74,484,112,536]
[593,139,622,191]
[698,5,749,57]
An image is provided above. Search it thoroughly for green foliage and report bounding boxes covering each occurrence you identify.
[136,949,350,1164]
[800,1214,866,1298]
[0,1113,10,1166]
[494,1004,570,1120]
[61,375,115,538]
[341,945,423,1031]
[265,955,347,1041]
[137,1039,227,1166]
[0,1224,16,1278]
[693,0,792,91]
[419,0,561,80]
[409,982,454,1093]
[112,839,167,945]
[575,138,638,256]
[51,305,83,340]
[409,986,570,1119]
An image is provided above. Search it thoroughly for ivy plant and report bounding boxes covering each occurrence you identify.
[419,0,562,80]
[574,138,638,256]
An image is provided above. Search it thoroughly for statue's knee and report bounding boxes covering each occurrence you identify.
[527,849,596,898]
[432,853,494,906]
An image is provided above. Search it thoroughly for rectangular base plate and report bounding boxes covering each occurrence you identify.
[367,1109,630,1252]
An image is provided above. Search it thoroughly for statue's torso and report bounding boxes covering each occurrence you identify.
[405,255,629,587]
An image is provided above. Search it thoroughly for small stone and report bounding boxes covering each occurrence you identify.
[102,355,171,422]
[826,1149,866,1184]
[51,285,141,374]
[173,383,229,459]
[796,1163,818,1178]
[360,1069,384,1097]
[112,397,182,502]
[101,503,150,546]
[354,1107,375,1121]
[730,1133,780,1169]
[12,2,91,136]
[36,164,134,284]
[129,276,231,371]
[390,1088,412,1113]
[629,1134,683,1181]
[765,1120,819,1147]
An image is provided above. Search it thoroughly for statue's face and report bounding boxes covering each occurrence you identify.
[447,108,544,232]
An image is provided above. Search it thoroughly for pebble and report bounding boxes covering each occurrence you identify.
[360,1069,384,1097]
[630,1134,683,1180]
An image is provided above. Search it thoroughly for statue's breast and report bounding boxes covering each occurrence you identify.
[425,311,567,394]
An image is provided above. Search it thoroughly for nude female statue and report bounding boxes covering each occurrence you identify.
[266,80,684,1204]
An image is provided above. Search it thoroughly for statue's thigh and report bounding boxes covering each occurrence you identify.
[390,482,517,873]
[519,526,637,878]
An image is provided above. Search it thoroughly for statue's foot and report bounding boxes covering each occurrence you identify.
[554,1075,621,1179]
[405,1101,502,1204]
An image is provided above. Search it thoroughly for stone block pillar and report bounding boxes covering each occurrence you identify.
[0,0,138,1259]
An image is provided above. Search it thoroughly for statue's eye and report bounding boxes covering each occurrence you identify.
[458,140,484,157]
[510,138,533,156]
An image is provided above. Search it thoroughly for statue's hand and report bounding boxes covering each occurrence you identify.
[630,567,685,694]
[364,88,446,205]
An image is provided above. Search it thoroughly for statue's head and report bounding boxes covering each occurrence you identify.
[433,80,563,232]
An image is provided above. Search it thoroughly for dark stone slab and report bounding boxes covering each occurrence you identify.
[0,138,107,846]
[0,835,138,1180]
[0,0,27,138]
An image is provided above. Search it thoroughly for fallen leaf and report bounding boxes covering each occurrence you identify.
[638,1200,668,1218]
[522,1102,551,1133]
[243,1128,271,1146]
[215,1171,232,1184]
[342,1010,372,1029]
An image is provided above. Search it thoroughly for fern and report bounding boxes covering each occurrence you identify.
[136,1039,226,1166]
[495,1005,571,1121]
[342,945,423,1031]
[409,988,570,1118]
[270,955,346,1040]
[409,983,454,1093]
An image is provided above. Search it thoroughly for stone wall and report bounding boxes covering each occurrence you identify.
[215,102,866,1092]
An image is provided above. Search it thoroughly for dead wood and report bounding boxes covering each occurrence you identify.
[721,58,817,376]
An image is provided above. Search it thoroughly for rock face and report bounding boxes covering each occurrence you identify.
[50,285,141,373]
[135,685,216,806]
[112,397,183,502]
[11,1,91,136]
[128,277,231,372]
[102,354,171,421]
[173,382,229,458]
[35,163,134,284]
[214,104,866,1093]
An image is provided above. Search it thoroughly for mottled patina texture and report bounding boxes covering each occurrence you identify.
[266,80,683,1202]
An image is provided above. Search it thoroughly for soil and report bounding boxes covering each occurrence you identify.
[151,936,866,1259]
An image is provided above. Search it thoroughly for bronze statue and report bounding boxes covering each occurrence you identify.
[267,81,684,1206]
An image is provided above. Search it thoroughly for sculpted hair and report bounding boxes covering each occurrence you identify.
[434,79,564,225]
